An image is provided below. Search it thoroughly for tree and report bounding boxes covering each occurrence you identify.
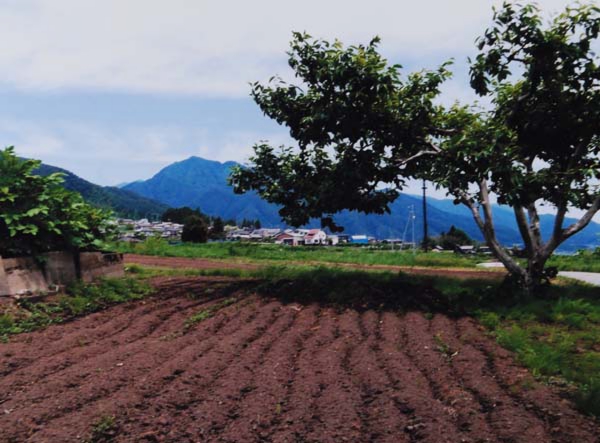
[210,216,225,240]
[162,207,208,225]
[181,216,208,243]
[0,147,113,257]
[437,226,473,251]
[230,3,600,295]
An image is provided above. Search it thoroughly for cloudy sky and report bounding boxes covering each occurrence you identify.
[0,0,577,194]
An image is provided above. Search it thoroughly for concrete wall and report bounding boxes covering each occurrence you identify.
[80,252,125,282]
[0,251,124,297]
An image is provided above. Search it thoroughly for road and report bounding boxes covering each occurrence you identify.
[558,271,600,286]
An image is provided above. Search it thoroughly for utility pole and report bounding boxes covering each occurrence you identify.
[422,179,428,251]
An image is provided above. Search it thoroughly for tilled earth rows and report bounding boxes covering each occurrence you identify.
[0,277,598,443]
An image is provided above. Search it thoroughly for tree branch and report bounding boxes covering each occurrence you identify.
[395,149,439,166]
[526,203,542,250]
[561,195,600,241]
[513,205,534,257]
[458,185,525,277]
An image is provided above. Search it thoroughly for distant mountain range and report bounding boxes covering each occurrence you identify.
[34,163,168,219]
[123,156,600,251]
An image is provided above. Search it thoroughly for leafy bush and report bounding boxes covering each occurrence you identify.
[181,216,208,243]
[0,147,113,257]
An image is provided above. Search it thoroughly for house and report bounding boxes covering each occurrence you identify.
[477,246,492,255]
[226,228,253,241]
[275,231,305,246]
[251,228,282,240]
[304,229,327,245]
[454,245,476,254]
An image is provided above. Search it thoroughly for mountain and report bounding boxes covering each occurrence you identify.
[124,156,600,251]
[35,163,169,219]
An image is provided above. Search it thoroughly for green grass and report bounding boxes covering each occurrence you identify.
[470,281,600,417]
[116,238,486,269]
[124,263,250,279]
[117,238,600,273]
[0,278,152,339]
[548,249,600,273]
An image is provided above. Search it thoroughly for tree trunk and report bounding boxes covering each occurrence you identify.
[522,253,547,295]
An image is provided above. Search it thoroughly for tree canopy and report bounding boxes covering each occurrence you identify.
[230,2,600,293]
[0,147,113,257]
[181,216,209,243]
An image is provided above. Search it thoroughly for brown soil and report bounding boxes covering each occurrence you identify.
[1,277,597,443]
[125,253,506,280]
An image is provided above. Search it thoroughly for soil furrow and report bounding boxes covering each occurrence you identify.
[347,310,411,443]
[290,310,365,443]
[455,316,600,442]
[157,303,300,442]
[2,275,598,443]
[108,299,285,443]
[423,313,550,443]
[269,308,343,442]
[0,291,225,392]
[378,311,473,443]
[0,277,220,375]
[1,297,258,442]
[216,304,320,443]
[0,292,236,405]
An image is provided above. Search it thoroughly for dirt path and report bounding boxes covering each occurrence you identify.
[125,253,506,280]
[0,277,597,442]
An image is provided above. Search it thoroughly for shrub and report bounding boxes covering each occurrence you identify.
[182,216,208,243]
[0,147,113,257]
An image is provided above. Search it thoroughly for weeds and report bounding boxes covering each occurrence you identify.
[184,297,237,331]
[0,278,152,337]
[85,415,118,443]
[433,333,456,360]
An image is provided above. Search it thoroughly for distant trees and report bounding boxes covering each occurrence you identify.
[211,217,225,240]
[181,216,209,243]
[231,3,600,295]
[162,207,260,241]
[436,226,474,251]
[0,147,113,257]
[162,207,208,225]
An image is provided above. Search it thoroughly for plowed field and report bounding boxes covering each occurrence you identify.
[1,277,598,443]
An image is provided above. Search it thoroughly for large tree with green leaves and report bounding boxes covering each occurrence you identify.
[0,147,113,257]
[230,2,600,294]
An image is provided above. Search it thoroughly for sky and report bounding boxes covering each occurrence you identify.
[0,0,583,199]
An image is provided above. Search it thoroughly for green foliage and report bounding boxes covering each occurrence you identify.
[86,415,118,443]
[436,225,474,250]
[0,278,152,337]
[548,250,600,273]
[230,32,451,231]
[34,163,168,220]
[211,216,225,239]
[0,147,113,257]
[466,2,600,209]
[162,206,209,224]
[184,298,236,331]
[181,216,209,243]
[230,3,600,290]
